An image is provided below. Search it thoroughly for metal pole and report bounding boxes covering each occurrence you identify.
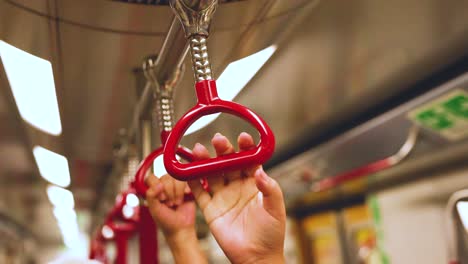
[128,19,189,140]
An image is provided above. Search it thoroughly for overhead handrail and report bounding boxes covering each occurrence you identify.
[311,126,419,192]
[163,0,275,180]
[445,189,468,264]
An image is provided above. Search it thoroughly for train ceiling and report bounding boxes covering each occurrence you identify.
[0,0,468,244]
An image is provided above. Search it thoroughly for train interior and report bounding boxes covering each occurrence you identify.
[1,0,468,263]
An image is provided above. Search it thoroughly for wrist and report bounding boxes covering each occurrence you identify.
[241,252,285,264]
[165,228,197,250]
[165,229,207,264]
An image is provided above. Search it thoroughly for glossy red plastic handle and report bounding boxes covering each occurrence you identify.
[89,238,107,263]
[105,221,136,264]
[107,191,140,223]
[134,145,194,198]
[106,221,137,233]
[164,80,275,181]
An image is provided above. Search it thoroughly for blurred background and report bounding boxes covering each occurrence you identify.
[0,0,468,263]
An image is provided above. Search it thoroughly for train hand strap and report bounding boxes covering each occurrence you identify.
[163,80,275,180]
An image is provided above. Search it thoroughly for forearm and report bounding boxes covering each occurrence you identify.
[166,229,207,264]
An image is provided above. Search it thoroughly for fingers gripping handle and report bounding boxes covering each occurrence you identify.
[163,80,275,180]
[134,147,163,196]
[134,146,195,199]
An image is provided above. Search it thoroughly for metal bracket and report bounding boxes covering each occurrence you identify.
[169,0,218,37]
[170,0,218,81]
[142,56,184,132]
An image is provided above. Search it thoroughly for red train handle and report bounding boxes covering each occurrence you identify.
[134,145,195,200]
[164,80,275,181]
[106,221,137,233]
[107,191,140,224]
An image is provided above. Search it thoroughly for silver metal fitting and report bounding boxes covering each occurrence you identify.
[142,56,158,89]
[170,0,218,38]
[170,0,217,81]
[142,57,180,132]
[154,95,175,132]
[189,35,213,81]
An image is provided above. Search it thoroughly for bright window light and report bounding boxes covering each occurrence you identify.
[153,154,181,178]
[47,185,75,208]
[33,146,70,187]
[184,45,277,135]
[217,45,277,101]
[457,201,468,232]
[0,41,62,135]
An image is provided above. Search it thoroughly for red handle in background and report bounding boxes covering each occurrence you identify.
[89,237,108,263]
[107,190,140,224]
[313,159,393,192]
[106,189,159,264]
[132,140,209,264]
[106,221,137,264]
[163,80,275,181]
[132,146,195,264]
[138,206,159,264]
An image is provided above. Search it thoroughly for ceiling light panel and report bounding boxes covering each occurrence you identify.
[47,185,75,208]
[0,40,62,135]
[33,146,71,187]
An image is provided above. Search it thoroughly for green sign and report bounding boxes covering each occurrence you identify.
[408,89,468,141]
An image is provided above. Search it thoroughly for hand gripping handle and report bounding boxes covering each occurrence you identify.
[163,80,275,181]
[134,145,195,199]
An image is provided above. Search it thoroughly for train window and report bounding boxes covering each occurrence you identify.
[456,201,468,232]
[32,146,71,187]
[216,45,277,104]
[153,154,182,178]
[184,45,277,135]
[0,40,62,135]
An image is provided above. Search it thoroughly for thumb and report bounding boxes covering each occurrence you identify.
[254,167,286,222]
